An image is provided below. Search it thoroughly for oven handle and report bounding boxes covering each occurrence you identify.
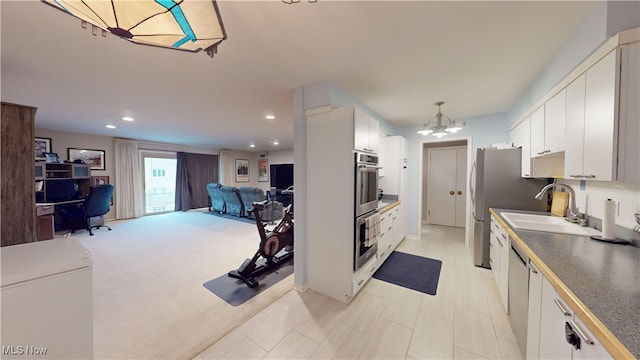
[357,164,382,169]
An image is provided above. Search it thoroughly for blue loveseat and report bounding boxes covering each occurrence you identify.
[206,183,268,218]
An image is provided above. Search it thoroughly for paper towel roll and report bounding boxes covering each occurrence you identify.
[602,199,616,240]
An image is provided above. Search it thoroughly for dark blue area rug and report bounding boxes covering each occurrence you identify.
[203,257,293,306]
[373,251,442,295]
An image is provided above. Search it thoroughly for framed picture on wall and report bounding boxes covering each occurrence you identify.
[235,159,249,183]
[257,159,269,182]
[91,176,109,186]
[68,148,106,170]
[35,137,52,160]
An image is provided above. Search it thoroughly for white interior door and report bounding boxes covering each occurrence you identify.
[455,148,467,227]
[427,148,457,226]
[427,146,468,228]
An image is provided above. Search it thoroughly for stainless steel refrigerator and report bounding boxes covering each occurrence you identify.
[470,147,547,268]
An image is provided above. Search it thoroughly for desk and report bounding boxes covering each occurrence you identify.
[35,204,55,241]
[36,199,85,233]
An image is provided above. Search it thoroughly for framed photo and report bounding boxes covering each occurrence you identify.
[35,137,52,160]
[235,159,249,183]
[257,159,269,182]
[43,152,61,163]
[91,176,109,186]
[68,148,105,170]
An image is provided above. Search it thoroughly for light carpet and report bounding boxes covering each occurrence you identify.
[69,209,293,360]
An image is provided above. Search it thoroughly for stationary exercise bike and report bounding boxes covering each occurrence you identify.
[228,187,294,288]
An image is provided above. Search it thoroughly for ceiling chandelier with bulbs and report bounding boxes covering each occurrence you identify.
[417,101,463,138]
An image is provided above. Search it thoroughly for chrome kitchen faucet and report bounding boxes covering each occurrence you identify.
[535,183,588,226]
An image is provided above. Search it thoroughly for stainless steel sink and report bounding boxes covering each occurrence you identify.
[501,212,601,237]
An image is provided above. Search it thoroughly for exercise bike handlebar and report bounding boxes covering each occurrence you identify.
[281,186,294,195]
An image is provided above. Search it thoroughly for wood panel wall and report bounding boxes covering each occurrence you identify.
[1,102,37,247]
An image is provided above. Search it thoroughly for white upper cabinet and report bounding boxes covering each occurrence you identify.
[565,73,587,179]
[354,108,380,153]
[583,49,617,181]
[379,135,406,197]
[531,89,566,158]
[530,106,545,157]
[544,88,566,155]
[564,44,639,182]
[509,116,533,177]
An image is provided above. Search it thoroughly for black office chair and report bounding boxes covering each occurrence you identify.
[62,184,114,236]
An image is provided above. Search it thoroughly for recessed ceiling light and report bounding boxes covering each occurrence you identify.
[273,140,279,145]
[105,124,116,129]
[250,144,255,148]
[265,115,275,120]
[122,116,135,122]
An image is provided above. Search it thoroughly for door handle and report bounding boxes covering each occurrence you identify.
[450,191,455,195]
[457,191,462,195]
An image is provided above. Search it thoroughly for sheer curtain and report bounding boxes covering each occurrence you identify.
[175,152,219,211]
[219,149,232,185]
[114,138,143,219]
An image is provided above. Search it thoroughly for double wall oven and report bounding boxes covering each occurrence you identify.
[354,151,380,270]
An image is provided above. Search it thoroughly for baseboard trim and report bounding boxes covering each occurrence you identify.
[293,282,309,293]
[404,234,417,241]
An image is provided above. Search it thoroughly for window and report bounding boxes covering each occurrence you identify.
[142,153,177,215]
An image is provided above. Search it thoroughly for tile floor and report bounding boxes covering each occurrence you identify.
[194,225,523,359]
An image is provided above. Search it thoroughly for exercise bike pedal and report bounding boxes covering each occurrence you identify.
[235,257,256,275]
[227,269,259,288]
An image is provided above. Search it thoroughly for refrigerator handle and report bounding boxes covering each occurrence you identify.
[469,161,477,204]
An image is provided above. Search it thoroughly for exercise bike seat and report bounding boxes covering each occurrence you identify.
[251,200,268,211]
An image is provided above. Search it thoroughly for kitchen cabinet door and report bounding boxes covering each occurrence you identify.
[377,211,393,266]
[565,73,587,179]
[530,106,545,157]
[489,219,500,286]
[538,277,573,360]
[544,89,566,154]
[353,108,379,153]
[489,215,509,313]
[510,117,533,177]
[526,261,543,360]
[583,49,617,181]
[391,206,405,248]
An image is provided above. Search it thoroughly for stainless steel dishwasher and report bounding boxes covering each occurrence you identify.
[508,239,529,357]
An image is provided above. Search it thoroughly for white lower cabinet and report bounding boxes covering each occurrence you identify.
[377,210,393,265]
[376,203,405,270]
[532,275,612,360]
[391,205,405,248]
[489,215,509,313]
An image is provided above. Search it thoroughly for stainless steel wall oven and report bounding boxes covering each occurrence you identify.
[354,210,379,271]
[355,152,380,217]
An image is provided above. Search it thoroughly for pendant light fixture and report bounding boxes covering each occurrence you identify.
[41,0,227,58]
[417,101,462,138]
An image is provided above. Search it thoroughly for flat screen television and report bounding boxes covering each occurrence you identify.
[270,163,293,191]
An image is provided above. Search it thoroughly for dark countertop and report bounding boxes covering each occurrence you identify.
[491,208,640,359]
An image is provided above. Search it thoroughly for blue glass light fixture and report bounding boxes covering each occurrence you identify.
[41,0,227,57]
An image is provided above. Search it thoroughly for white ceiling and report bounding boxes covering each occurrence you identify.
[1,1,595,151]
